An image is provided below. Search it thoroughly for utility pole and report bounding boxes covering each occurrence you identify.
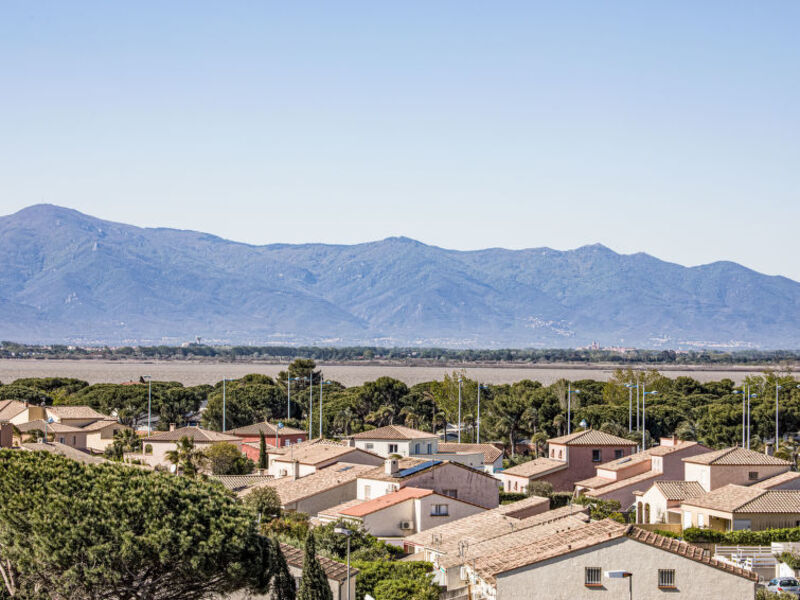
[222,377,228,432]
[143,375,152,436]
[776,383,783,451]
[457,375,463,443]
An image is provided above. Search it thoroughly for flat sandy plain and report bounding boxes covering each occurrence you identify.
[0,359,785,387]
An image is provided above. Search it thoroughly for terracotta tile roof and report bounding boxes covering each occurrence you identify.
[439,442,503,465]
[144,426,241,443]
[349,425,437,440]
[318,498,366,518]
[584,469,661,498]
[279,542,358,582]
[360,457,497,485]
[682,483,800,514]
[594,441,709,473]
[80,419,125,432]
[0,400,27,421]
[267,438,347,456]
[20,442,107,465]
[548,429,637,446]
[501,457,568,479]
[271,444,379,466]
[228,421,307,437]
[404,502,588,562]
[475,520,758,584]
[575,475,614,489]
[684,447,791,466]
[47,406,110,420]
[652,480,707,501]
[339,486,434,517]
[242,462,374,505]
[210,474,274,492]
[17,419,84,434]
[752,471,800,489]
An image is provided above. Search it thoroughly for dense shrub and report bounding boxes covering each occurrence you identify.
[682,526,800,545]
[499,491,527,504]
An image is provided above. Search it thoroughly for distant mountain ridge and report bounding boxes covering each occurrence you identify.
[1,204,798,349]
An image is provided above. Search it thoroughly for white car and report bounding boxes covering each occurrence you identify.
[766,577,800,596]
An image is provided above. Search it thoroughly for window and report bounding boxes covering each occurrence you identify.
[585,567,602,586]
[658,569,676,588]
[431,504,449,516]
[683,511,692,529]
[614,449,624,459]
[364,485,371,500]
[285,439,291,446]
[748,471,759,480]
[443,489,458,499]
[59,437,65,444]
[427,443,432,454]
[388,444,399,454]
[414,443,420,454]
[365,443,374,450]
[592,449,602,462]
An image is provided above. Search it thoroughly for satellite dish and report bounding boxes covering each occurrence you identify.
[47,417,55,424]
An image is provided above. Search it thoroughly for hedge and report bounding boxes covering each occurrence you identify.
[682,526,800,545]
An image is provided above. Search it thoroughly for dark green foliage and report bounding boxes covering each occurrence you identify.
[313,520,401,562]
[258,431,268,469]
[103,428,142,461]
[244,486,282,521]
[526,480,554,498]
[550,492,573,509]
[297,533,332,600]
[499,491,527,504]
[204,442,255,475]
[0,450,271,599]
[353,561,437,600]
[682,526,800,545]
[271,543,297,600]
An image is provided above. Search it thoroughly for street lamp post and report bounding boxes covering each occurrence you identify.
[222,377,229,432]
[334,527,352,600]
[566,383,580,435]
[733,388,745,447]
[641,390,657,449]
[319,381,332,438]
[287,375,300,419]
[143,375,152,436]
[477,384,488,443]
[457,375,463,443]
[624,383,638,433]
[747,393,758,449]
[776,384,783,451]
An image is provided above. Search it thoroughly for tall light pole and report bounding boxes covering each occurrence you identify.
[308,375,314,438]
[776,384,783,451]
[566,383,580,435]
[222,377,229,432]
[733,388,745,447]
[624,383,638,433]
[477,384,488,443]
[287,375,300,419]
[143,375,152,436]
[319,380,331,439]
[747,393,757,449]
[642,390,657,449]
[334,527,352,600]
[457,375,463,443]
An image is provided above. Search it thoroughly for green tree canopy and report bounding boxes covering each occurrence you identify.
[296,533,332,600]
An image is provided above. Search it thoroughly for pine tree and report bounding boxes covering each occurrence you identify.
[271,542,296,600]
[258,431,267,470]
[297,533,332,600]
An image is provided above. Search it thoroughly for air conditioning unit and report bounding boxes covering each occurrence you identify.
[400,521,413,530]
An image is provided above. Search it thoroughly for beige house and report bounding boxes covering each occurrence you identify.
[0,400,42,425]
[318,486,486,544]
[683,447,791,491]
[680,484,800,531]
[141,426,242,467]
[405,501,586,591]
[225,542,356,600]
[750,470,800,491]
[634,480,707,525]
[466,519,758,599]
[356,457,500,509]
[268,443,382,479]
[438,442,505,474]
[21,441,107,465]
[82,419,130,452]
[45,405,112,428]
[348,424,439,457]
[241,463,376,515]
[17,419,88,448]
[575,438,711,508]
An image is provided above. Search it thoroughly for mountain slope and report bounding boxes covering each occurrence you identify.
[1,204,798,348]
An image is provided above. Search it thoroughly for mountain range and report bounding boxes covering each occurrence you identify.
[1,204,799,349]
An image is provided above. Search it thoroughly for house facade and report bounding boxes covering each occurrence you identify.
[682,447,791,491]
[679,484,800,531]
[348,424,439,457]
[141,426,242,468]
[228,421,308,454]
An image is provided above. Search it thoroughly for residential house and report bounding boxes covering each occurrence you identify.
[20,441,107,465]
[465,519,758,599]
[240,463,375,515]
[267,442,383,479]
[405,502,587,591]
[575,437,711,508]
[45,405,111,428]
[348,424,439,457]
[141,426,242,468]
[317,486,486,545]
[81,419,130,452]
[682,447,792,491]
[228,421,308,459]
[356,457,500,509]
[634,480,707,525]
[226,542,357,600]
[17,420,88,449]
[0,400,42,425]
[751,471,800,491]
[438,442,505,474]
[500,430,637,493]
[679,484,800,531]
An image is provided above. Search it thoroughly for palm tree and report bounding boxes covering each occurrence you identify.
[462,413,476,443]
[366,405,394,427]
[333,408,357,436]
[165,436,207,477]
[432,411,447,437]
[523,406,539,436]
[553,414,566,437]
[532,432,549,458]
[399,407,421,430]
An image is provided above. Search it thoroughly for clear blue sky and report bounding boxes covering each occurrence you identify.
[1,2,798,278]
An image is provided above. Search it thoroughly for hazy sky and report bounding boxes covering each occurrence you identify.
[1,2,798,279]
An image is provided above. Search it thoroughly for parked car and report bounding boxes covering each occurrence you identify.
[766,577,800,596]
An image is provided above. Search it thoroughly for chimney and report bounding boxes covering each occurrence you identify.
[385,458,399,476]
[764,442,774,456]
[291,460,300,480]
[169,423,176,431]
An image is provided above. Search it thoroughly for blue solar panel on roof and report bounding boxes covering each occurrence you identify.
[395,460,441,478]
[337,465,353,472]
